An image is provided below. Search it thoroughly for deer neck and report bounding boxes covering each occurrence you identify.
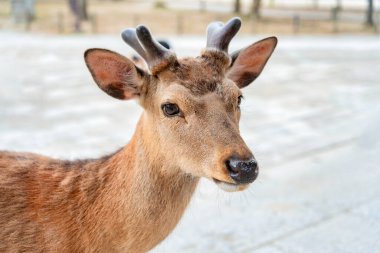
[94,114,199,251]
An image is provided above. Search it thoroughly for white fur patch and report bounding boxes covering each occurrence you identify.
[213,179,250,192]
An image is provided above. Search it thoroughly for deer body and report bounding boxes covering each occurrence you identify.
[0,18,276,252]
[0,115,198,252]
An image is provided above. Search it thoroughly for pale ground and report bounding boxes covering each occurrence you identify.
[0,32,380,252]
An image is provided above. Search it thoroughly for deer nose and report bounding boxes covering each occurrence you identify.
[225,157,258,184]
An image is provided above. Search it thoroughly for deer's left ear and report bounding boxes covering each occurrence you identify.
[227,37,277,89]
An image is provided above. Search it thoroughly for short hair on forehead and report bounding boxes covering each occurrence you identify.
[172,57,226,95]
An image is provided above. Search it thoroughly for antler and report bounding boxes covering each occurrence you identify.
[121,25,177,74]
[206,17,241,54]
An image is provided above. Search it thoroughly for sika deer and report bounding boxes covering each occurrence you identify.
[0,18,277,252]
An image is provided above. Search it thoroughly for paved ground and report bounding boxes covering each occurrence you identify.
[1,32,380,252]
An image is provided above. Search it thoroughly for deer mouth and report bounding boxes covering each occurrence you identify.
[212,178,250,192]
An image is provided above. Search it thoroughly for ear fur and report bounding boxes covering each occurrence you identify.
[84,49,145,100]
[227,37,277,88]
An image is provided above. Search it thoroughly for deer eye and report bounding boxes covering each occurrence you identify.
[237,95,243,107]
[162,103,181,117]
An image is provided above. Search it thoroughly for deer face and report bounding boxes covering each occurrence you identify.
[84,18,277,192]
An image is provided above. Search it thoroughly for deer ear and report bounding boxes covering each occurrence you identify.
[84,49,146,100]
[227,37,277,89]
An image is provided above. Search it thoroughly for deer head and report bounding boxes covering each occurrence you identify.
[84,18,277,192]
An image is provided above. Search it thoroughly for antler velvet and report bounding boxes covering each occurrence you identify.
[122,26,177,74]
[206,17,241,54]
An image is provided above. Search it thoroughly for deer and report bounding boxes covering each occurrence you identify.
[0,17,277,252]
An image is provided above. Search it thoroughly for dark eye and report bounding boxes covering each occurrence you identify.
[237,95,243,107]
[162,103,181,117]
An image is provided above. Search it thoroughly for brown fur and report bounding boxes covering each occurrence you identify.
[0,125,198,252]
[0,35,276,252]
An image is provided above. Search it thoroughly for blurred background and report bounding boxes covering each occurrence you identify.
[1,0,380,34]
[1,0,380,252]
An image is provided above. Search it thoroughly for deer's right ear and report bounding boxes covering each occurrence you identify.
[84,49,146,100]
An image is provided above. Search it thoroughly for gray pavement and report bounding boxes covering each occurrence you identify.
[0,32,380,252]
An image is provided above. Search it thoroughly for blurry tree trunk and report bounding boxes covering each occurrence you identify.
[234,0,241,13]
[11,0,36,23]
[68,0,88,32]
[366,0,374,26]
[81,0,88,20]
[252,0,262,19]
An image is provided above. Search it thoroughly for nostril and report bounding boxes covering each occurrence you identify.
[225,159,240,174]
